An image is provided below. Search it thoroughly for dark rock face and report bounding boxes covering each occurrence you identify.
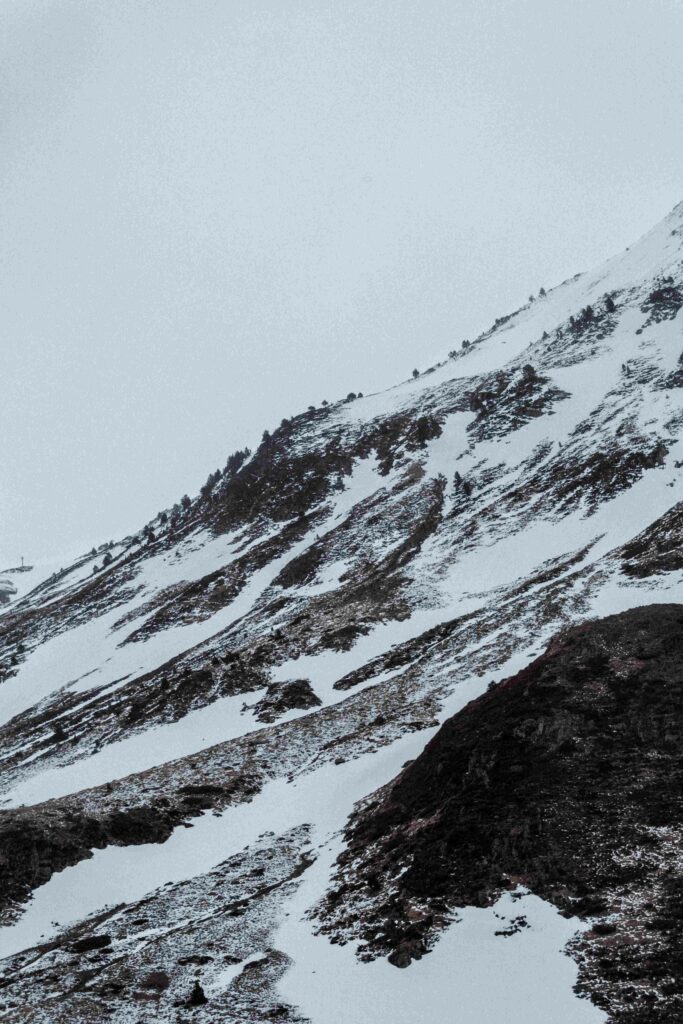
[70,934,112,953]
[320,604,683,1023]
[0,773,259,910]
[466,367,570,443]
[620,503,683,578]
[251,679,322,723]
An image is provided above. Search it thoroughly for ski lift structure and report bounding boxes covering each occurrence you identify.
[1,556,33,574]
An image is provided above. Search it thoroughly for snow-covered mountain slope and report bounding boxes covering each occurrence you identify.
[0,201,682,1022]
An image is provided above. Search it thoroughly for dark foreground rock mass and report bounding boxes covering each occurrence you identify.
[320,604,683,1024]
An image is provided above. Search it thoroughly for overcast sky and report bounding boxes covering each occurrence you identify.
[1,0,682,565]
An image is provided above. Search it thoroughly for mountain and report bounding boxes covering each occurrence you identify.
[0,201,682,1023]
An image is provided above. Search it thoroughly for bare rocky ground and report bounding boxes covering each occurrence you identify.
[318,605,683,1024]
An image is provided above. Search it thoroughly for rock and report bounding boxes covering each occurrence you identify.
[251,679,321,723]
[592,922,618,936]
[387,940,424,968]
[322,605,683,1018]
[387,946,412,969]
[143,970,170,990]
[70,934,112,953]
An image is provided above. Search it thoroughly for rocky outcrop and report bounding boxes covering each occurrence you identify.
[619,502,683,578]
[250,679,322,723]
[0,773,260,912]
[320,605,683,1023]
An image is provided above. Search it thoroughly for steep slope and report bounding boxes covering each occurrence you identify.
[319,604,683,1023]
[0,201,682,1022]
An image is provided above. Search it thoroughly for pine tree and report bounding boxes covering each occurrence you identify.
[188,981,208,1006]
[52,722,67,743]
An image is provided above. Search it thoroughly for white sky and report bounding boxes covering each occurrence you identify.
[1,0,682,565]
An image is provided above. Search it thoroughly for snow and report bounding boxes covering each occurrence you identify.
[277,866,604,1024]
[412,317,683,602]
[272,403,680,704]
[0,526,285,728]
[0,551,101,612]
[271,656,605,1024]
[271,413,681,702]
[0,457,398,810]
[589,567,683,620]
[422,409,472,494]
[0,731,421,961]
[332,200,683,435]
[0,647,529,963]
[295,559,352,597]
[0,456,390,735]
[1,687,271,808]
[209,950,266,995]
